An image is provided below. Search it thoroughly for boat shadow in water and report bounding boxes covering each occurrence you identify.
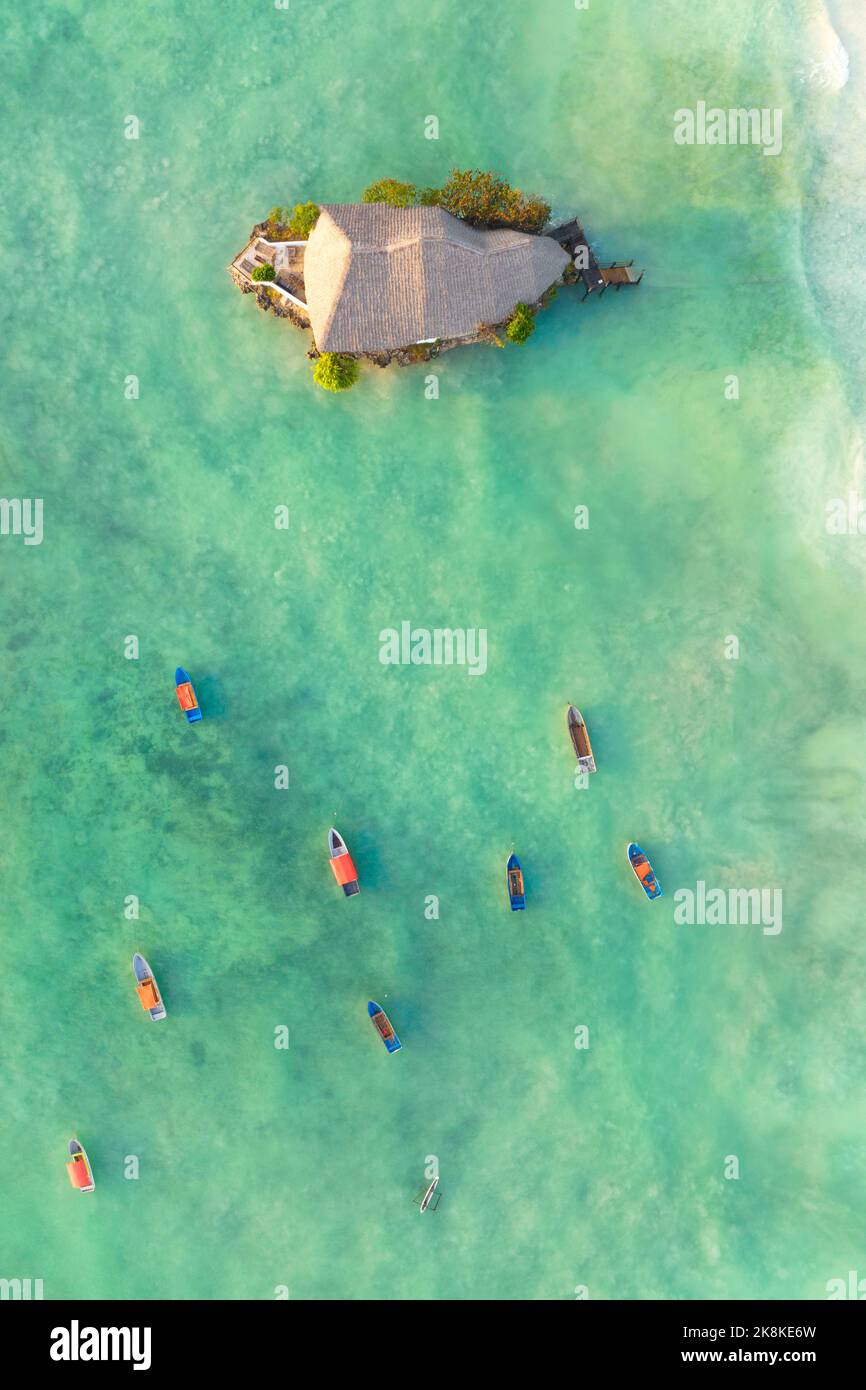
[190,674,229,719]
[136,948,198,1020]
[343,832,385,891]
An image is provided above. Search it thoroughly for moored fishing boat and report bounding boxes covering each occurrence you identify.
[329,828,360,897]
[506,852,526,910]
[132,953,167,1021]
[175,667,202,723]
[567,705,596,773]
[368,1000,401,1053]
[627,842,663,900]
[66,1139,95,1193]
[414,1176,441,1212]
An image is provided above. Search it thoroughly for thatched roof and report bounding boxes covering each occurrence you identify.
[303,204,570,352]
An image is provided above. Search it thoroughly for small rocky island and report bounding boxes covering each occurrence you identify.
[229,170,642,391]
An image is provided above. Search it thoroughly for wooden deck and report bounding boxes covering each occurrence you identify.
[230,236,309,313]
[600,261,644,289]
[550,219,643,299]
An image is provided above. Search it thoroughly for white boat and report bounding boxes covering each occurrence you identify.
[413,1176,441,1212]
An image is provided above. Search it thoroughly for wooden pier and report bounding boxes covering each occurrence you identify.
[600,260,644,291]
[550,219,643,300]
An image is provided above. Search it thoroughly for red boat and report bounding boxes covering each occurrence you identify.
[328,828,359,897]
[66,1139,95,1193]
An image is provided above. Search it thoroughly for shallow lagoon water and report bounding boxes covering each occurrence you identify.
[1,0,865,1299]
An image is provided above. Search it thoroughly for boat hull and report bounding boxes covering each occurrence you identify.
[368,1000,401,1053]
[66,1139,95,1193]
[329,828,360,896]
[506,853,526,910]
[627,842,663,900]
[133,952,167,1021]
[175,667,202,723]
[567,705,596,773]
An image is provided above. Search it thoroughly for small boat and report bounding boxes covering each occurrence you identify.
[329,828,360,897]
[414,1176,441,1213]
[368,1000,401,1053]
[175,667,202,723]
[506,852,526,910]
[132,953,166,1021]
[567,705,596,773]
[66,1139,95,1193]
[627,842,663,900]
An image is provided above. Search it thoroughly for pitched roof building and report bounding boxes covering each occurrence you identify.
[303,204,570,353]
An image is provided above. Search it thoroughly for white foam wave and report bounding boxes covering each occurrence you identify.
[798,9,849,89]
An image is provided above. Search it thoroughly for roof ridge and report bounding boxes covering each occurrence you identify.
[346,231,534,256]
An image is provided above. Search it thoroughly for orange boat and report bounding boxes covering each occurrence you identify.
[175,667,202,723]
[328,828,360,897]
[66,1139,95,1193]
[133,953,166,1021]
[627,842,663,900]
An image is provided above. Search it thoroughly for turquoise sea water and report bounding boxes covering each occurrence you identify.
[2,0,865,1300]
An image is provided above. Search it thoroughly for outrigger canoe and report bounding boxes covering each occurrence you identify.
[66,1139,95,1193]
[415,1176,441,1213]
[368,1000,401,1053]
[506,853,526,910]
[329,828,360,897]
[567,705,596,773]
[627,842,663,900]
[133,953,166,1021]
[175,668,202,723]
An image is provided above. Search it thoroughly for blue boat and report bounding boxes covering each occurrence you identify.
[368,1001,401,1053]
[506,853,526,910]
[627,842,662,900]
[175,667,202,723]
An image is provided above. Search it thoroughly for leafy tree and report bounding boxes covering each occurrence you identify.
[311,353,360,392]
[263,207,291,240]
[436,169,550,234]
[512,196,551,236]
[287,202,320,238]
[505,303,535,344]
[362,178,417,207]
[251,263,276,282]
[416,185,442,206]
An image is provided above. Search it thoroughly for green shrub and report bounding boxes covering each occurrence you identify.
[251,263,276,282]
[289,202,320,238]
[312,353,360,392]
[362,178,416,207]
[435,169,550,234]
[505,303,535,344]
[263,207,291,240]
